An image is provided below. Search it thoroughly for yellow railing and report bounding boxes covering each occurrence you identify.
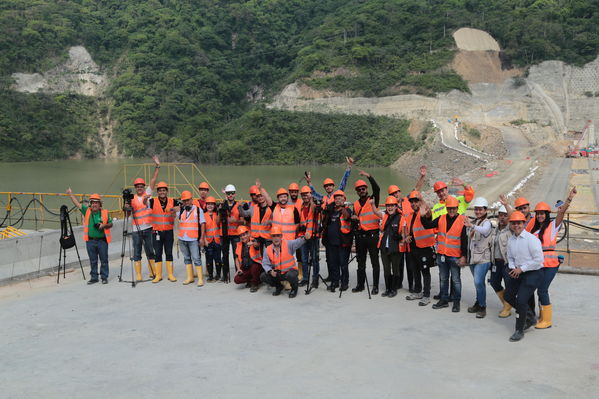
[0,226,27,240]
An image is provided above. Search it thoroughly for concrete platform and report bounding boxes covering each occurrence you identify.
[1,263,598,398]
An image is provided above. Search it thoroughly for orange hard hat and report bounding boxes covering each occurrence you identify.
[300,185,311,194]
[534,202,551,212]
[276,188,288,197]
[408,190,420,200]
[509,211,527,222]
[333,190,346,198]
[205,196,216,204]
[133,178,146,186]
[180,190,193,200]
[237,225,249,235]
[89,193,102,202]
[514,197,529,208]
[323,178,335,187]
[249,185,260,195]
[156,181,168,190]
[385,196,399,205]
[288,183,300,191]
[433,181,447,192]
[270,226,283,236]
[354,179,368,189]
[387,185,400,194]
[198,182,210,190]
[445,196,459,208]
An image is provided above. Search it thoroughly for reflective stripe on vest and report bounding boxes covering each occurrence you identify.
[226,202,241,236]
[354,198,381,231]
[266,240,297,273]
[535,226,559,268]
[437,214,464,257]
[83,208,112,243]
[377,213,400,249]
[151,197,175,231]
[205,212,221,244]
[299,203,315,238]
[272,204,297,240]
[251,206,272,239]
[411,213,436,248]
[132,195,151,226]
[178,207,199,239]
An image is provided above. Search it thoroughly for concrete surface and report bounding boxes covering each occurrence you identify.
[1,261,598,399]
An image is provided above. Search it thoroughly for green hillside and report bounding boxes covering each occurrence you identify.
[1,0,598,163]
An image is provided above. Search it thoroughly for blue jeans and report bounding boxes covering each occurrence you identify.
[179,239,202,266]
[537,267,559,306]
[470,262,491,307]
[86,239,109,280]
[301,238,320,282]
[132,227,155,261]
[438,255,461,302]
[489,259,508,292]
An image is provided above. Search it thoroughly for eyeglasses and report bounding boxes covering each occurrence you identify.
[226,192,235,195]
[357,186,368,191]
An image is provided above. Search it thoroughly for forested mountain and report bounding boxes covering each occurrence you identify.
[1,0,598,163]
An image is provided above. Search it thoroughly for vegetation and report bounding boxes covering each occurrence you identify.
[1,0,598,162]
[467,127,481,138]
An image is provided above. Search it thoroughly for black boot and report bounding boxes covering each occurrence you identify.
[312,278,319,289]
[381,275,391,297]
[468,301,481,313]
[352,269,365,293]
[509,329,524,342]
[207,264,214,281]
[272,281,283,296]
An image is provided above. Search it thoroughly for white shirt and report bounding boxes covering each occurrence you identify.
[532,220,562,241]
[507,230,544,272]
[177,205,206,242]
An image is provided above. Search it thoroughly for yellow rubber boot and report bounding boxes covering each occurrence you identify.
[152,262,163,283]
[497,290,512,318]
[535,304,553,329]
[134,261,143,281]
[148,259,156,278]
[166,261,177,282]
[182,264,194,285]
[196,266,204,287]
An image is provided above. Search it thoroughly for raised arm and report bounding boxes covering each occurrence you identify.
[149,155,160,191]
[256,179,273,207]
[414,165,427,192]
[338,156,354,191]
[499,194,514,216]
[66,188,82,210]
[555,186,577,227]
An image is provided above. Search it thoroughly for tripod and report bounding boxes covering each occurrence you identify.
[118,206,136,287]
[57,205,86,284]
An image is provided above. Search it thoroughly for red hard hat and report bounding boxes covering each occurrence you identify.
[387,185,400,194]
[433,181,447,192]
[237,225,249,235]
[445,196,459,208]
[156,181,168,190]
[300,185,311,194]
[276,188,288,197]
[515,197,530,208]
[205,196,216,204]
[198,182,210,190]
[180,191,193,200]
[133,178,146,186]
[408,190,420,200]
[509,211,527,222]
[385,196,399,205]
[270,226,283,236]
[249,185,260,195]
[354,179,368,189]
[89,193,102,202]
[288,183,300,191]
[333,190,346,198]
[534,202,551,212]
[323,178,335,187]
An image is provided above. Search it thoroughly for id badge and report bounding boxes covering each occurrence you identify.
[440,255,445,263]
[492,265,496,273]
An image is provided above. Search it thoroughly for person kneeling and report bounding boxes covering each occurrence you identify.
[233,226,263,292]
[260,226,309,298]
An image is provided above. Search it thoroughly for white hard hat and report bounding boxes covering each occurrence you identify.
[471,197,489,208]
[224,184,236,192]
[498,205,507,214]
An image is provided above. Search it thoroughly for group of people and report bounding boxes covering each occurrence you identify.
[67,155,577,342]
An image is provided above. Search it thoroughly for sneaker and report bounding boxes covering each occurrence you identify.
[87,279,99,285]
[476,307,487,319]
[388,290,397,298]
[101,278,108,285]
[432,299,449,309]
[406,292,423,301]
[452,301,461,312]
[418,296,431,306]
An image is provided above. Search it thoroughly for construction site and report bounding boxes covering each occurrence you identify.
[2,27,599,398]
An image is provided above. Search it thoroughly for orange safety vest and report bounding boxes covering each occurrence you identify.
[437,214,465,257]
[251,205,272,239]
[298,203,315,238]
[224,201,241,236]
[525,217,535,233]
[151,198,175,231]
[204,211,221,244]
[353,198,381,231]
[266,240,297,274]
[272,204,297,240]
[322,193,335,207]
[178,206,199,239]
[534,225,559,268]
[377,212,401,249]
[400,197,412,214]
[235,241,263,265]
[83,208,112,243]
[193,198,207,212]
[408,212,436,249]
[132,195,151,227]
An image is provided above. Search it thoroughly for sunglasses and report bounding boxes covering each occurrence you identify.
[226,191,235,195]
[356,186,368,191]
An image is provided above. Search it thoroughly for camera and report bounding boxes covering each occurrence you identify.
[298,224,307,234]
[217,202,229,216]
[94,223,103,230]
[122,188,134,205]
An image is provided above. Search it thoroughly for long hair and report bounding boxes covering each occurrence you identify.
[532,211,551,244]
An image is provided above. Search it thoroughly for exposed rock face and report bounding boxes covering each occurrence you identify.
[11,46,108,96]
[453,28,500,51]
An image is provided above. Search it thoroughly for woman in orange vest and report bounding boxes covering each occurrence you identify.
[378,196,403,298]
[175,190,206,287]
[402,191,436,306]
[149,181,178,283]
[66,189,113,285]
[532,187,576,329]
[204,197,223,282]
[421,196,468,313]
[233,226,263,292]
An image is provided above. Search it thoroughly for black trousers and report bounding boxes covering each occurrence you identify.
[220,235,240,279]
[152,230,174,262]
[260,269,299,290]
[355,230,380,287]
[408,247,433,297]
[504,268,542,331]
[399,251,413,290]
